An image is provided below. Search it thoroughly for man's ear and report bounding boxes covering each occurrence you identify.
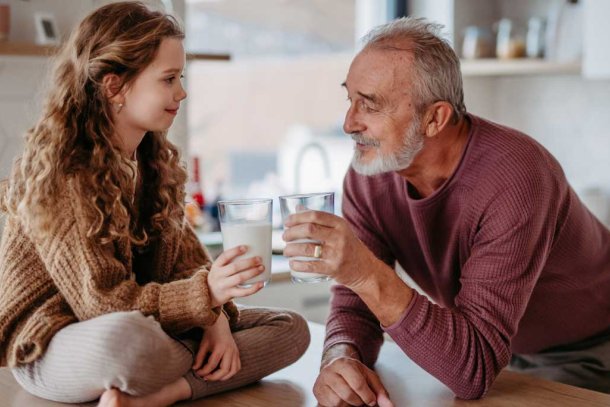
[101,73,124,104]
[422,102,454,138]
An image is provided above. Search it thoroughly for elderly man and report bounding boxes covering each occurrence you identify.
[282,17,610,406]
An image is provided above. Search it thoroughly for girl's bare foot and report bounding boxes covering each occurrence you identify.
[97,377,191,407]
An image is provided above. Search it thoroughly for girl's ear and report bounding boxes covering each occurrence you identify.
[102,73,124,104]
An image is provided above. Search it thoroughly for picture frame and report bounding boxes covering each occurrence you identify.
[34,12,60,46]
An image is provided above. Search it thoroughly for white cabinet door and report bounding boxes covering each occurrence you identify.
[582,0,610,79]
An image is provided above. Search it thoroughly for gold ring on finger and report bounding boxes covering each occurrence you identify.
[313,244,323,259]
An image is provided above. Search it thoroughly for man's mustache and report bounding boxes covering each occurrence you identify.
[350,133,380,147]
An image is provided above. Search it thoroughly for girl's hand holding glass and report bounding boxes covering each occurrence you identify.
[207,245,265,307]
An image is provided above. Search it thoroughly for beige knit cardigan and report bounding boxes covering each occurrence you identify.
[0,178,238,368]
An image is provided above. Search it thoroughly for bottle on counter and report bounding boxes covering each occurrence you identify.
[185,156,206,229]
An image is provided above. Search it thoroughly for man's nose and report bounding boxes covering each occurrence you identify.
[343,105,363,135]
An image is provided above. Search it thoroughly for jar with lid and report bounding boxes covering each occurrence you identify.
[526,17,546,58]
[496,18,526,59]
[462,26,494,59]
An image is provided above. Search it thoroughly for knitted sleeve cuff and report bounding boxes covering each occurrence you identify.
[222,301,240,328]
[158,270,221,334]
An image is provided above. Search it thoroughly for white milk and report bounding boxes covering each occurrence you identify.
[221,222,272,287]
[289,239,331,283]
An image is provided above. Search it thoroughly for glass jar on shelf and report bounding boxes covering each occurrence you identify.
[496,18,526,59]
[526,17,546,58]
[462,26,494,59]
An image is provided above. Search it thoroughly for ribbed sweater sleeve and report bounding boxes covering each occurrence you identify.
[35,186,221,334]
[323,173,388,367]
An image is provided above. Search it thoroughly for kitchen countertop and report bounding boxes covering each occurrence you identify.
[2,322,609,406]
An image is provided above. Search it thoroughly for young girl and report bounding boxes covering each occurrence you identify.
[0,2,309,406]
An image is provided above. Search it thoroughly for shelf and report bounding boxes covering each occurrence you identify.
[0,42,231,61]
[0,41,58,57]
[187,52,231,62]
[460,59,581,77]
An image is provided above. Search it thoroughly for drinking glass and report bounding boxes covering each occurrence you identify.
[218,199,272,288]
[279,192,334,283]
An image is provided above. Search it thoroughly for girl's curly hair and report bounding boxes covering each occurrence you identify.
[7,1,187,245]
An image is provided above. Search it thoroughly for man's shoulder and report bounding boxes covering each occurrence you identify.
[471,115,550,159]
[468,115,562,180]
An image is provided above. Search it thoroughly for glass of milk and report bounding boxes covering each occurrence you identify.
[279,192,334,283]
[217,199,273,288]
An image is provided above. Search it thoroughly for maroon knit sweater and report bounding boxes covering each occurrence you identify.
[325,114,610,399]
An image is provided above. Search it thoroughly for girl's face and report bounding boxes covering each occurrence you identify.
[114,37,187,153]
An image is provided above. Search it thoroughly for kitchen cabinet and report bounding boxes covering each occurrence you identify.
[235,279,333,325]
[0,41,56,56]
[582,0,610,79]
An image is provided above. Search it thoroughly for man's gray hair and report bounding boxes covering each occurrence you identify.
[363,17,466,123]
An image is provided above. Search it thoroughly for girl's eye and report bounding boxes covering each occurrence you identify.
[165,75,185,84]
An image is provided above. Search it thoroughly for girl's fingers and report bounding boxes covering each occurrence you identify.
[205,352,233,381]
[198,350,222,377]
[228,265,265,287]
[215,245,248,267]
[229,281,265,299]
[223,256,263,277]
[219,353,240,381]
[192,342,209,370]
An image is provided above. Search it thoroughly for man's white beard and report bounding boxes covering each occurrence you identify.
[351,116,424,176]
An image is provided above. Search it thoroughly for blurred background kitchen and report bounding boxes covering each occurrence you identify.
[1,0,609,322]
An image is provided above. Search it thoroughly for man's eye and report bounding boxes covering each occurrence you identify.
[360,100,375,112]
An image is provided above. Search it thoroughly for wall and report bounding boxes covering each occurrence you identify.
[187,53,352,193]
[463,75,610,225]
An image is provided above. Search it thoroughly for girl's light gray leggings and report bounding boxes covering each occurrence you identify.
[12,306,310,403]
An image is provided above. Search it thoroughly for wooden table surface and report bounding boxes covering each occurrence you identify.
[1,323,609,406]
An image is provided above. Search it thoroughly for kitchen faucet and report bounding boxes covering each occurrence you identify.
[294,141,331,193]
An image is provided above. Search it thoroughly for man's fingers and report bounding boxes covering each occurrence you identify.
[326,374,364,406]
[316,384,346,407]
[364,369,393,407]
[376,392,394,407]
[282,222,332,243]
[283,241,324,258]
[284,210,337,228]
[341,368,377,406]
[289,258,328,274]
